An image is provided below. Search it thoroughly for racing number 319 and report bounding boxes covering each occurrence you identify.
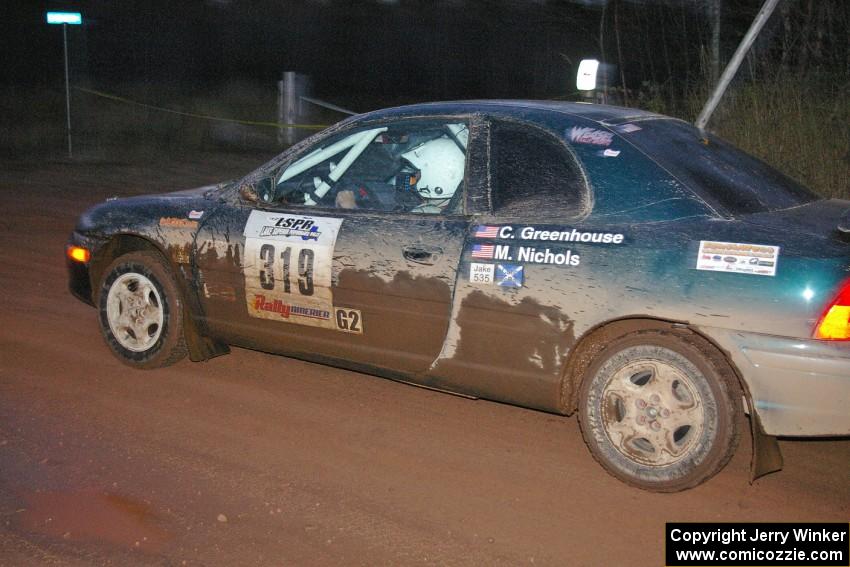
[259,244,313,296]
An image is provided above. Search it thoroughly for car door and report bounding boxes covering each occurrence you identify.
[426,115,716,412]
[426,117,595,409]
[194,116,481,375]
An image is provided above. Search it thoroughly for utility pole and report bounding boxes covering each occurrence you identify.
[696,0,781,131]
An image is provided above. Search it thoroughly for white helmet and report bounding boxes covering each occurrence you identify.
[401,137,465,202]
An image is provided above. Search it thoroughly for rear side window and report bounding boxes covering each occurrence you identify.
[490,121,589,218]
[622,119,818,215]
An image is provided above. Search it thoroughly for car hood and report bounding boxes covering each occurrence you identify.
[160,183,225,198]
[75,184,225,234]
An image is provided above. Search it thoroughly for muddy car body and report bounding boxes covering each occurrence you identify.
[67,101,850,491]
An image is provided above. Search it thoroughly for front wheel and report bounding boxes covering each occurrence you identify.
[578,331,739,492]
[97,251,187,369]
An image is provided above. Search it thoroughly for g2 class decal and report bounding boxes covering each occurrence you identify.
[334,308,363,334]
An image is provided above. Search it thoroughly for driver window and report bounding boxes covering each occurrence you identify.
[271,121,468,214]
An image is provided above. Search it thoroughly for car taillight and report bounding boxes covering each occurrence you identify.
[814,280,850,340]
[67,245,91,263]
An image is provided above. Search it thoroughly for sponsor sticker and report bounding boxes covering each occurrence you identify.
[243,211,344,330]
[469,262,495,285]
[244,212,332,242]
[252,295,331,321]
[696,241,780,277]
[496,264,523,288]
[602,149,621,157]
[614,123,641,134]
[159,217,198,229]
[567,126,614,147]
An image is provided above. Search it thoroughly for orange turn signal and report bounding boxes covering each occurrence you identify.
[67,245,91,263]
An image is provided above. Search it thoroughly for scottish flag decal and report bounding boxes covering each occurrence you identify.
[496,264,524,288]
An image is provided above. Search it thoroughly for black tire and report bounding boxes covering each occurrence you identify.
[96,250,187,369]
[578,330,739,492]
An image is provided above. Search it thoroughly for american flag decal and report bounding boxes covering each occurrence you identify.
[474,225,499,238]
[471,244,495,259]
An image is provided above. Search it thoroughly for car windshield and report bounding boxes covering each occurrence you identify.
[620,118,818,215]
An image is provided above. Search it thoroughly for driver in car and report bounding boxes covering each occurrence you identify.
[334,134,466,214]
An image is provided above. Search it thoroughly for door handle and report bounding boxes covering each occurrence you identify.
[402,245,443,265]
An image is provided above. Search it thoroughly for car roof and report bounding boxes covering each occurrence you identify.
[355,100,667,127]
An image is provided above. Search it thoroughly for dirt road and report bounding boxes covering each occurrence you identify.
[1,155,847,566]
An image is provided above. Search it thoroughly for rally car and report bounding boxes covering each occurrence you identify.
[67,101,850,492]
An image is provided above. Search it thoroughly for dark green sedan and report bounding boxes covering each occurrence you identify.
[67,101,850,491]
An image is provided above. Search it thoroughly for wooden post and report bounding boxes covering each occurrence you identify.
[278,72,311,147]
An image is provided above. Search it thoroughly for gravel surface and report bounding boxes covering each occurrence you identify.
[1,154,847,566]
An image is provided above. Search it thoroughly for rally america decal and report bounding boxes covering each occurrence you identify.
[242,211,362,333]
[696,241,779,277]
[469,225,625,268]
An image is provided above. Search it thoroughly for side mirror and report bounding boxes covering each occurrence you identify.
[239,177,276,203]
[252,177,276,203]
[239,183,258,203]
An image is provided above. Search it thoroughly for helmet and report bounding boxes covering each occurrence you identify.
[400,137,465,203]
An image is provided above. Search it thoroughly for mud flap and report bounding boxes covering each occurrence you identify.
[176,265,230,362]
[183,309,230,362]
[750,412,783,483]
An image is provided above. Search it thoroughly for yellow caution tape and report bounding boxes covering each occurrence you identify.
[74,86,330,130]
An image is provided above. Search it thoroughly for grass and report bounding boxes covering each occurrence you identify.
[3,76,848,200]
[703,73,850,199]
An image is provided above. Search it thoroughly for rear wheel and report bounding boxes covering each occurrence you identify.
[97,251,187,369]
[578,331,739,492]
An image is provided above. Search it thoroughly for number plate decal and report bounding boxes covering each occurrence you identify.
[243,211,345,330]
